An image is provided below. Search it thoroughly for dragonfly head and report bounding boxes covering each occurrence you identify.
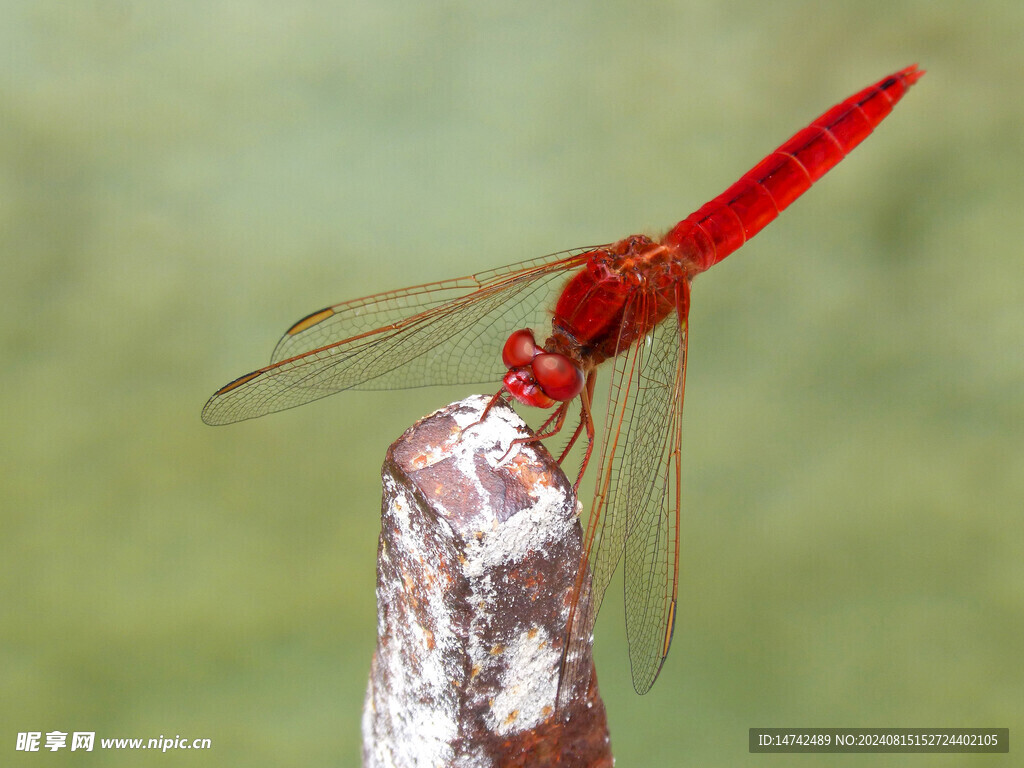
[501,329,585,408]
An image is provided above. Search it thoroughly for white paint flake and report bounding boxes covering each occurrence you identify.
[485,626,561,735]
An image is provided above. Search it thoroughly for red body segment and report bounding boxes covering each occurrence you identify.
[663,65,922,273]
[528,66,922,400]
[549,236,681,366]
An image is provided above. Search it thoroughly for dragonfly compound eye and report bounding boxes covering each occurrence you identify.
[502,329,539,368]
[531,353,585,402]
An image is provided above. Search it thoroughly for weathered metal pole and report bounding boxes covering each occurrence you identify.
[362,395,613,767]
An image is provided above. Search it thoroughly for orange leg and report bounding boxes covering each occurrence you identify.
[569,372,597,493]
[467,373,596,492]
[556,418,585,464]
[458,389,507,439]
[509,372,596,492]
[499,400,571,462]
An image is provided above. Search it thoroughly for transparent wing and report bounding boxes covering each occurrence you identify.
[561,279,689,701]
[268,248,592,364]
[202,249,593,425]
[620,287,687,693]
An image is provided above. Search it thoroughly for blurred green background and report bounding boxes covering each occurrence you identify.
[3,1,1021,766]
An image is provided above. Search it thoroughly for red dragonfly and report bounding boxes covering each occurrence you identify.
[204,66,922,701]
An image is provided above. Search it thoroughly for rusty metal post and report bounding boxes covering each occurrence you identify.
[361,395,613,768]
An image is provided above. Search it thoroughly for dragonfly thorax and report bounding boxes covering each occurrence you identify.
[550,236,684,365]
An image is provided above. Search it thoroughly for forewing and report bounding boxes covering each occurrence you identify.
[202,250,591,425]
[269,250,588,363]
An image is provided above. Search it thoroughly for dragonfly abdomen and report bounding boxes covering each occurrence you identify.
[662,65,923,273]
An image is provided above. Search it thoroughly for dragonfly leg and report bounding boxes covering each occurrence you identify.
[556,370,597,466]
[498,401,572,463]
[536,405,564,436]
[477,389,506,422]
[556,419,586,465]
[570,372,597,493]
[458,390,507,440]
